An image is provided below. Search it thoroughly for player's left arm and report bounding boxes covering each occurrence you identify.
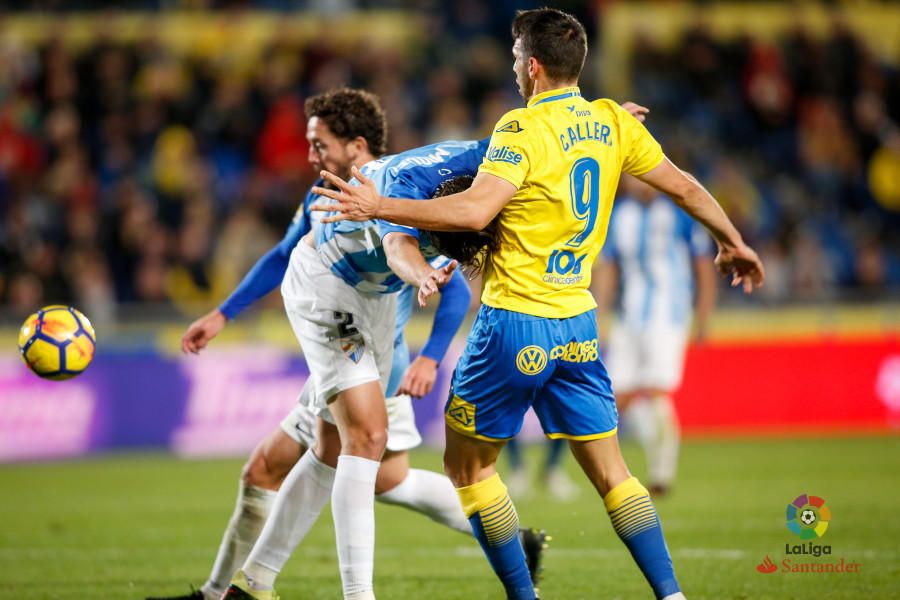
[692,257,717,341]
[592,257,619,342]
[636,159,765,293]
[311,168,516,232]
[398,268,471,398]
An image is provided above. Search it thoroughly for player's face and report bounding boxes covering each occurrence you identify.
[512,38,534,102]
[307,116,354,181]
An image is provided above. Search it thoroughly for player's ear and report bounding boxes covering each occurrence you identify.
[528,56,540,80]
[347,136,369,160]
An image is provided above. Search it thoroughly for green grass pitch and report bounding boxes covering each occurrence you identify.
[1,436,898,599]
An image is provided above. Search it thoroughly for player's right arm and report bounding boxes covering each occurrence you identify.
[382,232,433,287]
[635,160,764,293]
[314,168,516,231]
[181,189,315,354]
[611,102,764,293]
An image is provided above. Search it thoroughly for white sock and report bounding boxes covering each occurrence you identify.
[650,394,680,487]
[662,592,687,599]
[625,397,660,474]
[241,451,336,587]
[332,455,381,598]
[201,482,275,597]
[377,468,471,535]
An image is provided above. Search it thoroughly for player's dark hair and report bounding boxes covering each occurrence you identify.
[424,176,498,277]
[512,8,587,82]
[304,88,388,156]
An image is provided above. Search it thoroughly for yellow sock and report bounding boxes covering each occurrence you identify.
[456,474,519,545]
[604,476,657,539]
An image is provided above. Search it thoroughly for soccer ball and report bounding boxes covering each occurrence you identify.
[800,509,817,526]
[18,305,96,380]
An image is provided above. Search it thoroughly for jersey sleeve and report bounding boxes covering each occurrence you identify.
[477,110,530,189]
[379,219,420,240]
[615,104,665,176]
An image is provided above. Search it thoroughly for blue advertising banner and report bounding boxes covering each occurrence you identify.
[0,345,457,462]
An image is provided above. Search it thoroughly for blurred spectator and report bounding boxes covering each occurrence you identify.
[0,5,898,323]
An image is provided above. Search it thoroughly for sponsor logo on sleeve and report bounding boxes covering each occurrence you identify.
[486,145,524,165]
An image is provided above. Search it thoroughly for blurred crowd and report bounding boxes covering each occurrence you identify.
[0,5,898,325]
[628,20,900,303]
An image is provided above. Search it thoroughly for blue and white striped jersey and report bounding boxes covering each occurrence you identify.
[312,138,490,294]
[604,195,713,328]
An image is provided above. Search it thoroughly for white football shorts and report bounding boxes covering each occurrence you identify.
[606,321,689,393]
[280,390,422,452]
[281,240,396,422]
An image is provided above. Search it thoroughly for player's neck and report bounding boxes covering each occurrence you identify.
[352,153,376,170]
[530,78,578,100]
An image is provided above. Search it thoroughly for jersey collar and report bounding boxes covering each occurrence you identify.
[527,86,582,108]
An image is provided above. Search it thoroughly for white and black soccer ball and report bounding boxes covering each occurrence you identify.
[800,509,817,526]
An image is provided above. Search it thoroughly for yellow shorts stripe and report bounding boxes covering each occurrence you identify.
[546,427,618,441]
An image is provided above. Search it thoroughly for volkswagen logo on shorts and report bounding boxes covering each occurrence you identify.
[516,345,548,375]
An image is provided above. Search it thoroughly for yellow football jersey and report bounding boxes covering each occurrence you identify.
[478,87,665,318]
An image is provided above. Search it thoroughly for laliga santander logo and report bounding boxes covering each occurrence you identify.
[786,494,831,539]
[757,493,861,575]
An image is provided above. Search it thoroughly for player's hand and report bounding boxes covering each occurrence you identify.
[418,260,458,307]
[715,242,765,294]
[398,355,439,398]
[310,166,381,223]
[621,101,650,123]
[181,309,227,354]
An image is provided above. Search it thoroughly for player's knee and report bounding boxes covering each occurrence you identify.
[442,455,477,488]
[374,466,404,494]
[343,426,388,460]
[240,451,283,491]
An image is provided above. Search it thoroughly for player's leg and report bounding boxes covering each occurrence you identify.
[645,390,680,495]
[442,306,546,600]
[147,427,302,600]
[607,321,663,488]
[327,381,388,600]
[541,437,579,501]
[374,393,548,585]
[627,387,681,495]
[374,394,472,534]
[569,436,682,599]
[374,449,470,533]
[200,428,304,599]
[536,310,683,600]
[503,437,531,498]
[255,240,393,600]
[444,428,535,600]
[147,397,314,600]
[638,327,688,495]
[235,416,340,597]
